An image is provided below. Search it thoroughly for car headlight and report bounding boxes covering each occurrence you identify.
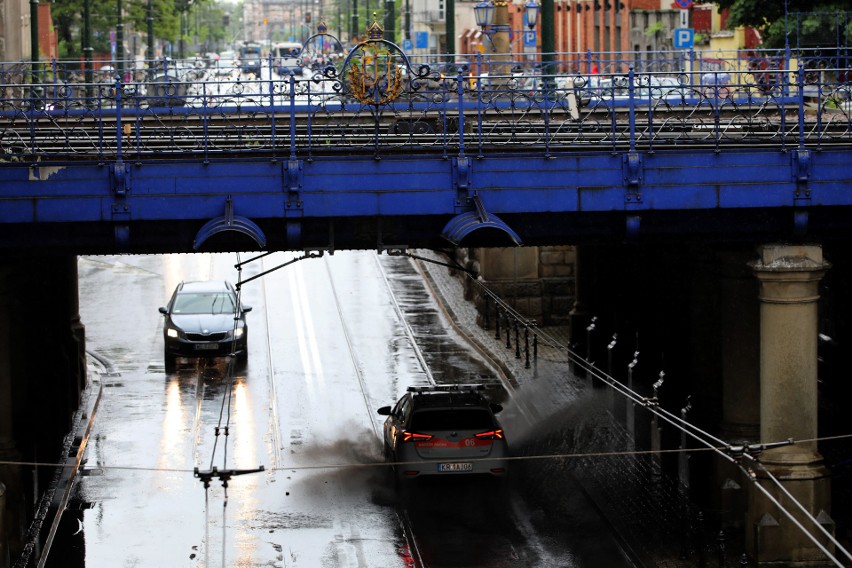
[233,327,245,338]
[166,327,179,338]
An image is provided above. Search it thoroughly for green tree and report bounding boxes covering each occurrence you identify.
[714,0,852,48]
[51,0,184,58]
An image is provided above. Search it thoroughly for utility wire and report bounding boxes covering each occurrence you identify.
[4,433,851,473]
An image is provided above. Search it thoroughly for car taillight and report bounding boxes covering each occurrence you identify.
[475,429,504,440]
[402,431,433,443]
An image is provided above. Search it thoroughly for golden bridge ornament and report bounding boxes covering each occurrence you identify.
[341,16,429,105]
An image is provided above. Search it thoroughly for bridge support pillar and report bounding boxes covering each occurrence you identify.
[747,244,834,566]
[716,250,761,529]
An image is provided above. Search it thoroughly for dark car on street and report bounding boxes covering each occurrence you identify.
[144,68,189,107]
[377,384,509,481]
[159,280,251,371]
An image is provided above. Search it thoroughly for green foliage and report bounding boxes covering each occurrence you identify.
[645,21,664,37]
[712,0,852,48]
[50,0,218,59]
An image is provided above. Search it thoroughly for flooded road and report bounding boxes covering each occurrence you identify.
[48,251,632,567]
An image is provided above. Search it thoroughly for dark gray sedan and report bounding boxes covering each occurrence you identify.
[159,280,251,371]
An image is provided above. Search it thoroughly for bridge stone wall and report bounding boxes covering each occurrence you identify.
[446,246,576,327]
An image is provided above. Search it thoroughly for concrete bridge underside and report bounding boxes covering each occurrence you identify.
[0,240,849,566]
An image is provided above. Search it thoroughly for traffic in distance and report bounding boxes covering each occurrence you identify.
[41,41,844,112]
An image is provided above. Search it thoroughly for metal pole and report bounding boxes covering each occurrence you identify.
[30,0,40,101]
[117,0,125,78]
[384,0,395,42]
[146,0,154,79]
[541,0,554,77]
[180,11,186,60]
[405,0,411,41]
[352,0,359,41]
[446,0,455,60]
[83,0,93,101]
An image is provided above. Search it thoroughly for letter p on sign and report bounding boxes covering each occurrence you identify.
[673,28,694,49]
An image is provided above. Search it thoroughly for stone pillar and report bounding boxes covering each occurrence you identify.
[748,244,834,565]
[716,250,761,529]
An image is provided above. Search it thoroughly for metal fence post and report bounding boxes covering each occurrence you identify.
[585,315,597,364]
[679,395,692,489]
[524,327,530,368]
[717,529,727,568]
[626,350,638,450]
[514,320,520,358]
[651,370,664,479]
[505,312,511,349]
[606,333,617,376]
[494,305,501,340]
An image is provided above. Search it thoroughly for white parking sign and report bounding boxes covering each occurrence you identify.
[673,28,694,49]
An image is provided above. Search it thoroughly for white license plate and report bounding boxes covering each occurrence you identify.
[438,462,473,473]
[194,343,219,351]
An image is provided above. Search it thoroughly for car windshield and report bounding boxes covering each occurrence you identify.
[410,408,495,431]
[172,292,236,314]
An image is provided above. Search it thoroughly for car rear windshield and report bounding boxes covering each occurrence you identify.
[410,408,495,431]
[173,292,236,314]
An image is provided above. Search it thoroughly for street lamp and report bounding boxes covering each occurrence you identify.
[524,0,539,29]
[474,0,538,53]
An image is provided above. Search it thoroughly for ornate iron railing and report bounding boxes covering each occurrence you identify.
[0,48,849,164]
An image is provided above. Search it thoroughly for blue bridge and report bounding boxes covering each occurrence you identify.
[2,37,852,568]
[1,41,851,254]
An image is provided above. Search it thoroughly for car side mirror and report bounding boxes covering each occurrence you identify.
[158,306,168,314]
[377,406,392,416]
[490,403,503,414]
[242,305,253,313]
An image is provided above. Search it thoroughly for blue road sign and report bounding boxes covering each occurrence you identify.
[673,28,694,49]
[524,30,536,47]
[675,0,692,8]
[415,31,428,49]
[403,39,412,51]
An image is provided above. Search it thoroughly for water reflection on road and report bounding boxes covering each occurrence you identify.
[52,251,630,568]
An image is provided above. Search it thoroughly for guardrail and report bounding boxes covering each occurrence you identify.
[0,49,849,163]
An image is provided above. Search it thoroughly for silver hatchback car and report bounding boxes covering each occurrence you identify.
[377,385,509,480]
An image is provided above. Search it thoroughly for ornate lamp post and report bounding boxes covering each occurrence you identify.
[474,0,539,54]
[475,0,538,85]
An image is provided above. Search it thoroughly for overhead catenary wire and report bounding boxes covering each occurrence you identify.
[743,454,852,565]
[4,432,851,474]
[428,251,852,565]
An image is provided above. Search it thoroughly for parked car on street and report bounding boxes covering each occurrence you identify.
[377,384,509,481]
[144,68,189,107]
[159,280,251,371]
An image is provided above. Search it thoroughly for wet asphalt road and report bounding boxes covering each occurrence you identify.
[53,251,633,568]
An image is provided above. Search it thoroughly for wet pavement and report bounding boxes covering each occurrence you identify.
[39,251,634,568]
[411,249,744,568]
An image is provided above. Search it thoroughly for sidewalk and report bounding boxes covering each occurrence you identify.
[412,249,744,568]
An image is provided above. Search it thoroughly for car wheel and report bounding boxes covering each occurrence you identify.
[164,353,177,373]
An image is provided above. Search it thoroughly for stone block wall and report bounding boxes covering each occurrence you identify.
[447,246,576,327]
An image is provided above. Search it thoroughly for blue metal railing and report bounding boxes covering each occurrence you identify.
[0,49,849,163]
